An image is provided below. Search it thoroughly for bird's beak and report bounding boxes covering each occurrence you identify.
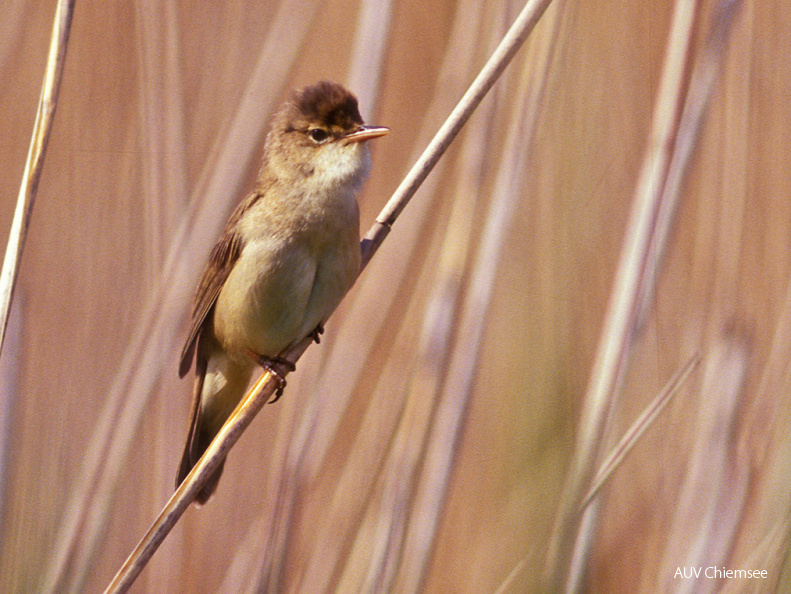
[343,125,390,144]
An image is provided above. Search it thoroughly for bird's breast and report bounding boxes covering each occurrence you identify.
[212,185,360,358]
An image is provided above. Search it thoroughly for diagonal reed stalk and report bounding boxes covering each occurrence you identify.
[0,0,74,354]
[376,6,565,591]
[543,0,745,590]
[359,0,556,267]
[657,335,750,593]
[581,353,700,510]
[494,353,699,592]
[104,0,556,591]
[232,0,494,586]
[5,1,787,592]
[542,0,702,585]
[40,0,324,590]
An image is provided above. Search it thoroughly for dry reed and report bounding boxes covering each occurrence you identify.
[1,0,789,592]
[0,0,74,350]
[105,1,555,590]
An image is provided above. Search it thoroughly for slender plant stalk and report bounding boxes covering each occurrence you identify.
[359,0,556,268]
[580,353,701,509]
[542,0,702,588]
[346,0,394,114]
[104,0,556,591]
[103,371,284,594]
[494,559,528,594]
[0,0,74,355]
[543,0,745,589]
[41,1,322,590]
[393,4,564,589]
[269,0,495,586]
[657,336,749,592]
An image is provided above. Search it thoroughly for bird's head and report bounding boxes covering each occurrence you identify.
[264,81,389,191]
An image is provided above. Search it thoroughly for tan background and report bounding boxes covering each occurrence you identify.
[0,0,789,592]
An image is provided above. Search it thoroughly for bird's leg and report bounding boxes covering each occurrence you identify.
[309,323,325,344]
[250,353,296,403]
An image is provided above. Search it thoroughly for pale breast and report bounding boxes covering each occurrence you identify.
[212,186,361,358]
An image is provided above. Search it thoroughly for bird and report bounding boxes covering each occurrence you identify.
[176,81,389,503]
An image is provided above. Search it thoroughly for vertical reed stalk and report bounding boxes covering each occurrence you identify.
[0,0,74,353]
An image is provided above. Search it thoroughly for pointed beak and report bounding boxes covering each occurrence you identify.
[343,125,390,144]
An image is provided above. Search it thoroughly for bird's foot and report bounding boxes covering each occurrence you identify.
[254,354,296,403]
[310,323,325,344]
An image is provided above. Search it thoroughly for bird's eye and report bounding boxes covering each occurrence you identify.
[308,128,329,143]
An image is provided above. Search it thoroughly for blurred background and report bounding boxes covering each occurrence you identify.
[0,0,789,592]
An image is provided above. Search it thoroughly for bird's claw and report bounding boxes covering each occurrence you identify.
[254,354,296,403]
[310,323,325,344]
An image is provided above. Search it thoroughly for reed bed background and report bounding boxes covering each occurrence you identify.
[0,0,789,592]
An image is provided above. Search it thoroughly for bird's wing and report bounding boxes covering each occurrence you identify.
[178,190,263,377]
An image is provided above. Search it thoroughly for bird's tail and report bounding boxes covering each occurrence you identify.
[176,365,227,504]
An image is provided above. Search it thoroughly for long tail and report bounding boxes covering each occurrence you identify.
[176,356,225,505]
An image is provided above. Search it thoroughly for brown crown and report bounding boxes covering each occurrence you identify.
[291,81,364,130]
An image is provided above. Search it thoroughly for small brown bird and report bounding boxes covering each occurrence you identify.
[177,81,388,503]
